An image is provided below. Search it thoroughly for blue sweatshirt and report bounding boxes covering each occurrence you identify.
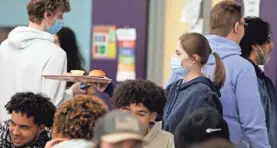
[162,76,223,134]
[167,35,270,148]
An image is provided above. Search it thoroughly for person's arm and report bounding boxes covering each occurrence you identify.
[236,64,270,148]
[41,51,67,106]
[103,81,117,97]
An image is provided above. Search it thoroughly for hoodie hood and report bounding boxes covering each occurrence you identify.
[178,76,221,97]
[7,26,54,49]
[205,35,241,65]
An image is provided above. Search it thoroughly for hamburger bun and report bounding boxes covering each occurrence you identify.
[89,70,105,78]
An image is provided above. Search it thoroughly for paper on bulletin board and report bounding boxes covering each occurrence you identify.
[243,0,261,17]
[180,0,202,24]
[92,25,117,59]
[116,28,137,82]
[189,18,204,34]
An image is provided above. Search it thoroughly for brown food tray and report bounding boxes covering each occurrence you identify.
[43,75,111,84]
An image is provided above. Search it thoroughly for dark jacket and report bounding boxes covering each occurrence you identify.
[162,76,223,134]
[246,58,277,148]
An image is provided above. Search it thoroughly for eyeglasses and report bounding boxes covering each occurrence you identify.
[239,22,248,27]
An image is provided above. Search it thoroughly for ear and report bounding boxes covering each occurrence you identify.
[234,22,240,33]
[192,54,201,63]
[44,11,53,19]
[150,112,157,122]
[251,44,258,51]
[269,41,274,49]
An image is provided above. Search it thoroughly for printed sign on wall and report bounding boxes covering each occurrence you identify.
[92,25,117,59]
[243,0,261,17]
[116,28,137,82]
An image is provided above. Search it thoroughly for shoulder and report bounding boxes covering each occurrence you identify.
[157,129,174,139]
[226,55,254,71]
[166,79,183,91]
[32,40,66,57]
[192,82,213,94]
[0,121,9,131]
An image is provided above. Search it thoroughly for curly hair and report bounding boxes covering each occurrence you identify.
[53,95,108,140]
[112,79,167,121]
[26,0,71,24]
[5,92,56,127]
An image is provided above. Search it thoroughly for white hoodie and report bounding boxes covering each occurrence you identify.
[0,26,70,121]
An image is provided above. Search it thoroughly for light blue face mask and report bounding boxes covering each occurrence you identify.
[171,56,195,77]
[171,56,188,76]
[46,19,64,35]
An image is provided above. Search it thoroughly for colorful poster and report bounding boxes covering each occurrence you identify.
[92,25,117,59]
[116,28,137,82]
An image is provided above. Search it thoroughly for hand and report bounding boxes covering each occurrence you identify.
[89,82,110,92]
[70,82,86,96]
[44,138,66,148]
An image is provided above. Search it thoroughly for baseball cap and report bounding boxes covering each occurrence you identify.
[93,109,145,143]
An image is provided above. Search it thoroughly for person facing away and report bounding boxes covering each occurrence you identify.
[51,95,108,140]
[162,32,225,134]
[240,17,277,148]
[0,92,56,148]
[93,110,145,148]
[53,27,86,87]
[166,1,270,148]
[0,0,81,121]
[112,79,174,148]
[174,108,230,148]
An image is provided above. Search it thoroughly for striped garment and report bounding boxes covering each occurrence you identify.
[0,121,50,148]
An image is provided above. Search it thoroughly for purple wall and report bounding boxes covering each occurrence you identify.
[236,0,277,86]
[91,0,148,81]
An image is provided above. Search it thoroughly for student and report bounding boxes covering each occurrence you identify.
[0,0,83,121]
[167,1,270,147]
[240,17,277,148]
[93,110,145,148]
[51,95,108,140]
[54,27,86,87]
[112,79,174,148]
[0,92,56,148]
[174,108,230,148]
[162,33,224,134]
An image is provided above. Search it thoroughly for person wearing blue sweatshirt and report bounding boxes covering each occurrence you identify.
[162,32,225,134]
[166,1,270,148]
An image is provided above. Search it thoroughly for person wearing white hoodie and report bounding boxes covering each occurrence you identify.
[0,0,83,121]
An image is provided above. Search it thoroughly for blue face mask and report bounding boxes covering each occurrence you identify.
[170,56,189,76]
[46,19,64,35]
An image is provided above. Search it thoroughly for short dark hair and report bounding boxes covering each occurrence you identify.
[112,79,166,121]
[174,108,230,148]
[240,17,271,58]
[53,95,108,140]
[26,0,71,24]
[5,92,56,127]
[209,0,242,37]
